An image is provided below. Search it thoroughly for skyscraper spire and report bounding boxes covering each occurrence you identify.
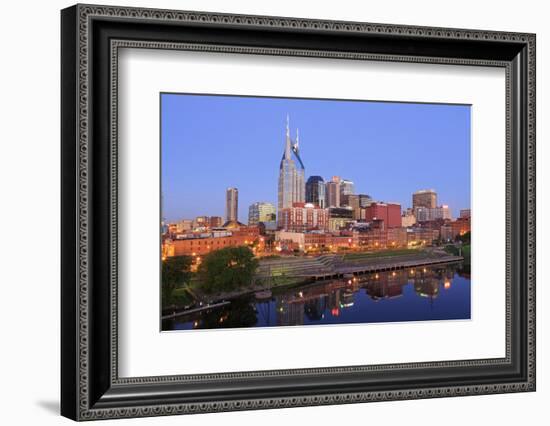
[278,115,305,224]
[295,128,300,153]
[286,114,290,138]
[284,114,291,159]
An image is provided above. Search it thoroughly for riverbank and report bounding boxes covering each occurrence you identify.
[162,262,471,330]
[171,248,464,310]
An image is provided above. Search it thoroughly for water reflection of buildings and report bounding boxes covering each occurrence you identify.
[271,265,462,326]
[177,264,465,329]
[276,280,349,325]
[365,270,405,300]
[363,266,458,301]
[275,266,464,326]
[276,298,304,326]
[304,298,327,321]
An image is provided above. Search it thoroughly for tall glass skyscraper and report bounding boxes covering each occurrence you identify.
[305,175,326,208]
[277,116,305,224]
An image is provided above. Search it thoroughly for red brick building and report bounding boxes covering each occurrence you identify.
[166,226,260,257]
[364,202,402,228]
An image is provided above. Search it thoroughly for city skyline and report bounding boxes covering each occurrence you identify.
[161,93,471,222]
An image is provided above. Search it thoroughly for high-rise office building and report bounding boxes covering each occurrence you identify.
[277,116,305,225]
[339,178,355,203]
[248,202,276,226]
[305,175,326,208]
[326,176,341,207]
[225,187,238,222]
[412,189,437,209]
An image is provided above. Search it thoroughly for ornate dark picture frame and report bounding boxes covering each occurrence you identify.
[61,4,536,421]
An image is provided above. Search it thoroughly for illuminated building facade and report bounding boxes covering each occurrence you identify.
[278,202,329,232]
[166,225,260,256]
[406,227,440,245]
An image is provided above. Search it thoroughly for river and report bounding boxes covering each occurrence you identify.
[162,263,470,330]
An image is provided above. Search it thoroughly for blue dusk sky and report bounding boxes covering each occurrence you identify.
[161,93,471,222]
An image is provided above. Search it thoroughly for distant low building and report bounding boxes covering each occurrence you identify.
[460,209,471,219]
[353,224,407,249]
[415,205,452,222]
[193,215,223,230]
[258,221,278,235]
[209,216,223,228]
[275,231,358,252]
[401,211,416,227]
[328,206,354,231]
[248,202,276,226]
[175,219,193,233]
[407,227,440,246]
[346,194,373,220]
[440,224,455,241]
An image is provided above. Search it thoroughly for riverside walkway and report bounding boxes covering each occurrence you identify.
[256,250,463,281]
[161,301,230,320]
[307,255,463,280]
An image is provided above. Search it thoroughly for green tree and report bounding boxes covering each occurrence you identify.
[162,256,192,307]
[197,246,259,293]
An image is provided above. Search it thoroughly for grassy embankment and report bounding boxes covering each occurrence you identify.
[342,248,423,262]
[170,286,195,307]
[172,248,434,305]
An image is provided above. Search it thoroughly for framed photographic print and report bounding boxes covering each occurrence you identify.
[61,4,536,421]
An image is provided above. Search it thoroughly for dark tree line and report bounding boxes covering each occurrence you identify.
[161,255,192,307]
